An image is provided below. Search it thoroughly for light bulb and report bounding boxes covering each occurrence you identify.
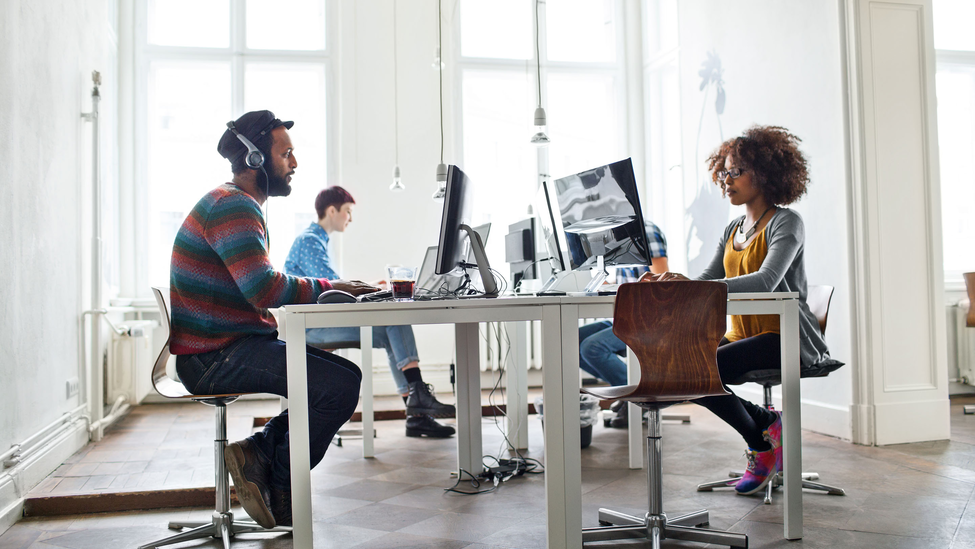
[390,165,405,191]
[432,46,445,71]
[530,106,550,146]
[432,163,447,200]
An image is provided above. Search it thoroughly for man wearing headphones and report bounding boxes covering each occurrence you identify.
[169,110,376,529]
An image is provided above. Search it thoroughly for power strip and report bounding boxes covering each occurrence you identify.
[479,458,529,485]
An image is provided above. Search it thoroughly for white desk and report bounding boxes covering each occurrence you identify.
[560,292,802,541]
[284,297,584,549]
[284,291,802,548]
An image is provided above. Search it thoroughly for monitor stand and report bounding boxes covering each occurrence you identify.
[459,224,499,298]
[582,255,609,294]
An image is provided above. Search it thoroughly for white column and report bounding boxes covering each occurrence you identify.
[843,0,950,445]
[626,348,642,469]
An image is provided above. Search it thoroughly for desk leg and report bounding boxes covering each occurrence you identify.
[780,300,802,540]
[626,348,642,469]
[455,323,482,475]
[505,321,530,450]
[361,327,374,458]
[285,312,314,548]
[544,304,582,549]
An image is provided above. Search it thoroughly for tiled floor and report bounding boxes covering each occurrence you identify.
[5,395,975,548]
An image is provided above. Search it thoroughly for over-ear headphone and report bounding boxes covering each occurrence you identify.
[226,121,264,169]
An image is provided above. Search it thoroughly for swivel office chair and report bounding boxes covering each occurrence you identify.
[581,281,748,548]
[139,288,291,549]
[696,285,846,503]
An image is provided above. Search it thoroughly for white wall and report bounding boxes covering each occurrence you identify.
[0,0,109,454]
[675,0,854,439]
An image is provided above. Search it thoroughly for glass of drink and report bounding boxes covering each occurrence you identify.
[386,265,418,301]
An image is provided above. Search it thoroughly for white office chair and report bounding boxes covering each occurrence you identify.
[139,287,291,549]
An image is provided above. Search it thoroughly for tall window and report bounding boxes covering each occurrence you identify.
[933,0,975,284]
[642,0,682,271]
[139,0,331,290]
[457,0,626,272]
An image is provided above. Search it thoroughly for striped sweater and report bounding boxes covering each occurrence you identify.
[169,184,332,355]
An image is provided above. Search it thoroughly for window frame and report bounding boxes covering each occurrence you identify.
[452,0,629,184]
[451,0,630,277]
[132,0,337,297]
[934,48,975,289]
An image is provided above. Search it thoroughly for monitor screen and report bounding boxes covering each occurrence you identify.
[550,158,651,270]
[435,165,474,275]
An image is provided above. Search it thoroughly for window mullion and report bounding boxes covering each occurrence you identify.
[231,0,245,116]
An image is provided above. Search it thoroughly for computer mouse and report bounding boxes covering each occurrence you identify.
[317,289,358,304]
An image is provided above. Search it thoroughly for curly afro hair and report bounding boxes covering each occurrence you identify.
[706,125,809,206]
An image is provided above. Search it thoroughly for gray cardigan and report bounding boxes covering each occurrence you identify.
[696,208,831,368]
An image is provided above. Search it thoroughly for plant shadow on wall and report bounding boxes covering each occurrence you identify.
[686,50,730,277]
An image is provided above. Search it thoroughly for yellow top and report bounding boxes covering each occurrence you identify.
[723,228,780,341]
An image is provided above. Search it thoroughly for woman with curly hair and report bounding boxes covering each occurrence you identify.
[643,125,832,495]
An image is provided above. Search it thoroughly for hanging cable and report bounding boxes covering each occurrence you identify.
[439,0,444,164]
[535,0,542,108]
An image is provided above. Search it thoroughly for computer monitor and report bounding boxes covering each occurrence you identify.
[434,165,498,297]
[540,158,653,293]
[506,217,537,289]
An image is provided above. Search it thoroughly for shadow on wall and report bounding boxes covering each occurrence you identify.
[686,50,730,278]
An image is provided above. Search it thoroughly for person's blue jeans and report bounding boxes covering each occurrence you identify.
[306,325,420,396]
[175,334,361,491]
[579,320,628,387]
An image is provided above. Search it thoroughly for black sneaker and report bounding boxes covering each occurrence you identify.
[270,486,293,527]
[225,439,275,529]
[405,382,455,418]
[405,415,456,438]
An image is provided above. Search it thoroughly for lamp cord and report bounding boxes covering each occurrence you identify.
[393,0,399,166]
[535,0,542,108]
[438,0,444,164]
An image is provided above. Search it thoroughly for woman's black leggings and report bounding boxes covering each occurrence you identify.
[694,333,780,451]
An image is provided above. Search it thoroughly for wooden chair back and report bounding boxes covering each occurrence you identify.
[965,273,975,328]
[611,281,730,401]
[151,287,192,398]
[806,285,835,335]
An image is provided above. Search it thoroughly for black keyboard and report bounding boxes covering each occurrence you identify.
[357,289,393,302]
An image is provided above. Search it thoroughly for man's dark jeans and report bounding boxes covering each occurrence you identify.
[175,334,361,490]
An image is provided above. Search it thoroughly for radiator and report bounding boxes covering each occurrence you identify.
[105,320,157,405]
[947,299,975,385]
[478,322,544,372]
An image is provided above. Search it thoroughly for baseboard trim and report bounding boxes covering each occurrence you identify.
[874,398,951,445]
[736,386,852,440]
[0,419,89,535]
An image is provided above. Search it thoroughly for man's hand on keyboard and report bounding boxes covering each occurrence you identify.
[330,280,380,296]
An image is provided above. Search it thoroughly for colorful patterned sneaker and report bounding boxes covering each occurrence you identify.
[763,410,783,472]
[735,447,778,495]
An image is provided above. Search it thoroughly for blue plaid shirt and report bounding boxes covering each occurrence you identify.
[645,220,667,259]
[284,222,340,280]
